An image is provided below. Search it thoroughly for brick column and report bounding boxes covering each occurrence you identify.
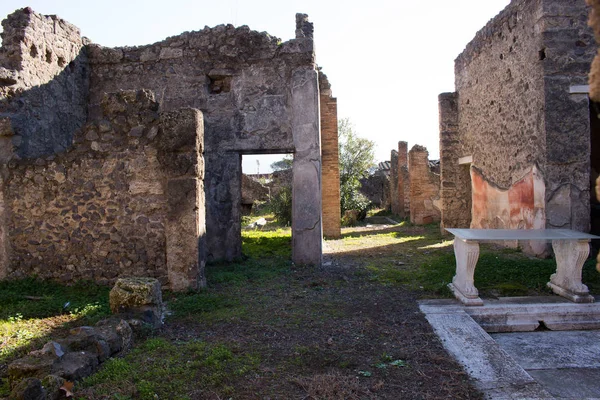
[319,72,341,239]
[409,145,441,225]
[397,141,408,218]
[390,150,399,214]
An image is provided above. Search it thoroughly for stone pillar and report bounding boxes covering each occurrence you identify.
[439,92,470,233]
[204,153,242,262]
[319,72,341,239]
[397,141,408,218]
[409,145,441,225]
[390,150,399,214]
[291,67,322,265]
[0,180,9,280]
[158,108,206,290]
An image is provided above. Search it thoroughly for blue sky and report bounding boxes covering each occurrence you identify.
[0,0,511,173]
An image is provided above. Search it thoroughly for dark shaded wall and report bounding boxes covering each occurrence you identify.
[0,8,88,159]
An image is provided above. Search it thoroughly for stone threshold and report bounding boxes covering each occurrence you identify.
[418,296,600,400]
[420,295,600,332]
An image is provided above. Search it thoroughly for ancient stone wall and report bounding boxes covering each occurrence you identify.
[408,145,441,225]
[87,14,322,263]
[0,90,206,290]
[439,92,471,232]
[389,150,399,215]
[542,0,596,231]
[589,0,600,100]
[0,8,88,159]
[359,172,387,207]
[397,141,409,218]
[241,174,269,214]
[319,72,341,238]
[450,0,595,240]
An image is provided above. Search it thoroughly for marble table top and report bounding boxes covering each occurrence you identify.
[445,228,600,241]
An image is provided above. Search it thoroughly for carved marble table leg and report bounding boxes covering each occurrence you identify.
[449,238,483,306]
[548,239,594,303]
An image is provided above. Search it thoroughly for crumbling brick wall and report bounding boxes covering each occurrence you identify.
[0,90,206,290]
[442,0,595,245]
[319,72,341,238]
[396,141,409,218]
[0,8,88,159]
[408,145,441,225]
[389,150,399,215]
[439,92,471,231]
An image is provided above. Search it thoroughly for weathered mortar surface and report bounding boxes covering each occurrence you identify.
[0,7,89,159]
[409,145,441,225]
[453,0,595,233]
[359,172,387,207]
[241,174,269,205]
[542,0,595,231]
[389,150,399,215]
[87,14,318,261]
[319,71,341,239]
[2,90,205,289]
[455,0,547,188]
[439,92,471,231]
[397,141,409,218]
[588,0,600,100]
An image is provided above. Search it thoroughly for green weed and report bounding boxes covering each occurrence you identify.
[80,339,260,398]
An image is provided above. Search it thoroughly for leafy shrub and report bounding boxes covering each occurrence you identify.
[340,181,371,222]
[271,185,292,226]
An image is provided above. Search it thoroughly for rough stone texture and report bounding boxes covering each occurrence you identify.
[159,108,206,290]
[109,277,164,328]
[588,0,600,100]
[87,13,323,263]
[319,72,341,239]
[389,150,399,215]
[1,90,206,290]
[359,171,387,207]
[442,0,595,247]
[9,318,132,391]
[439,92,471,233]
[396,141,409,218]
[408,145,441,225]
[241,173,269,214]
[0,8,88,159]
[0,8,326,278]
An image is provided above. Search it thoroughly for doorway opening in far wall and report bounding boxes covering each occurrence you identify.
[240,153,294,258]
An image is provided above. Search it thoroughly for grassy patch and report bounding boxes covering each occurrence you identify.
[0,279,109,369]
[80,338,260,399]
[241,228,291,259]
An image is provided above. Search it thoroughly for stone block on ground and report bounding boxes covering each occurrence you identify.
[9,377,46,400]
[109,277,164,328]
[8,318,132,390]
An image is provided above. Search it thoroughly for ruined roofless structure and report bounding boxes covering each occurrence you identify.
[0,8,341,290]
[439,0,598,255]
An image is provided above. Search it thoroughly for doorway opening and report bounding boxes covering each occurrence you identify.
[240,153,294,258]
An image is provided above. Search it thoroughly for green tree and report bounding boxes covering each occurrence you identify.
[270,155,293,172]
[338,118,375,219]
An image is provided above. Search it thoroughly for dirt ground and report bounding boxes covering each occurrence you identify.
[151,219,481,399]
